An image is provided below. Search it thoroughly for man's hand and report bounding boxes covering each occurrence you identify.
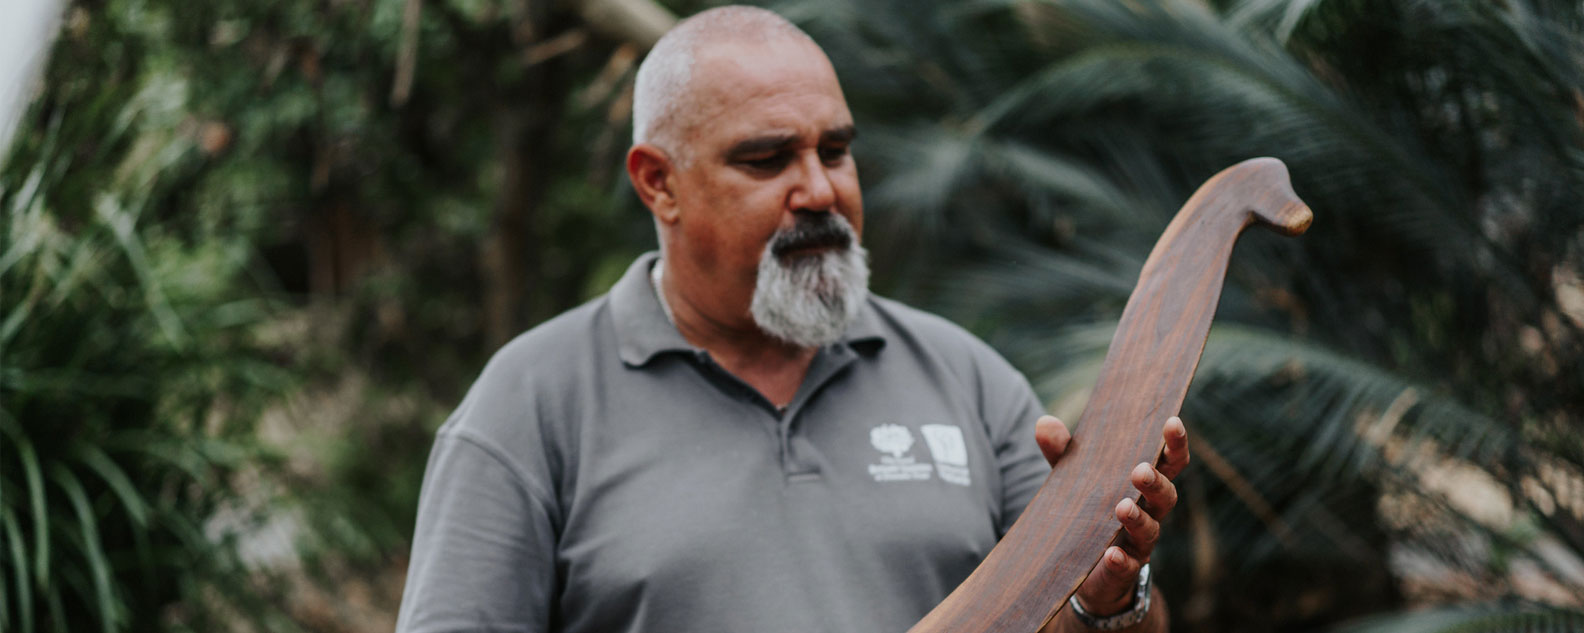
[1034,414,1191,618]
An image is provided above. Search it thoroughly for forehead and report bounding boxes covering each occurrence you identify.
[683,39,853,147]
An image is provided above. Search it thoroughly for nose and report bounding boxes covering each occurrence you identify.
[788,151,837,212]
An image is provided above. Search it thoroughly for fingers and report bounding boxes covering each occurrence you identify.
[1092,496,1158,616]
[1073,546,1144,614]
[1071,416,1186,617]
[1157,416,1191,480]
[1098,545,1143,584]
[1034,415,1070,467]
[1115,495,1161,560]
[1130,460,1179,522]
[1071,416,1187,617]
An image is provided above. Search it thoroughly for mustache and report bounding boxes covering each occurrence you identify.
[769,213,855,258]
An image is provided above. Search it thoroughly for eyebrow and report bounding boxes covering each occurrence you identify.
[723,125,860,160]
[724,134,799,160]
[822,125,858,144]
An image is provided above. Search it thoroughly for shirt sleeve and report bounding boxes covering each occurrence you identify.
[978,350,1050,537]
[395,430,559,633]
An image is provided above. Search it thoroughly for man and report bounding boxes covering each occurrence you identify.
[396,6,1188,633]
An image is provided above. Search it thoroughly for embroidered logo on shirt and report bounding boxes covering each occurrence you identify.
[921,424,971,486]
[867,424,932,482]
[870,424,914,458]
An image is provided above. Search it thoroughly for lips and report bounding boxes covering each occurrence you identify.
[770,214,854,258]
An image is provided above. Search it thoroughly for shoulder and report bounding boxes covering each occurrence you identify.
[437,295,613,441]
[863,295,1042,433]
[489,297,613,378]
[864,294,1014,372]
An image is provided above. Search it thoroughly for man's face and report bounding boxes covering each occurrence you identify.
[663,38,865,329]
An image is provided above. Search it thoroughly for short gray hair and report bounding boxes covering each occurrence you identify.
[631,6,816,160]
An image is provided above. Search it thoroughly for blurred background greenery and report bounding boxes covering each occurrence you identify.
[2,0,1582,631]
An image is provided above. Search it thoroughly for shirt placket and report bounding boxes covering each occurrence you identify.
[778,345,857,483]
[686,345,859,482]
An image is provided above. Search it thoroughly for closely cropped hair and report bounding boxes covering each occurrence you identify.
[631,6,814,161]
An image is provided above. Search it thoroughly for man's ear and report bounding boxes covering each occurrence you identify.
[627,144,680,224]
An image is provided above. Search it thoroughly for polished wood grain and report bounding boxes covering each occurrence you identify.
[910,157,1312,633]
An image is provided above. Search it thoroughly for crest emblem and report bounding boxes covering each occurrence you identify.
[870,424,915,458]
[921,424,971,486]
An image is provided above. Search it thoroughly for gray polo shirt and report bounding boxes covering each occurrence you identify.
[396,252,1050,633]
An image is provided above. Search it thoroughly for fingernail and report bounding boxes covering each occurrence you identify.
[1130,501,1141,520]
[1110,548,1124,564]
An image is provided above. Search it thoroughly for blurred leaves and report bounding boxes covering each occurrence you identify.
[4,0,1583,631]
[791,0,1584,629]
[1,43,289,630]
[7,0,670,629]
[1326,604,1584,633]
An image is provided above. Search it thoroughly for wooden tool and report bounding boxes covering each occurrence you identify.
[910,157,1312,633]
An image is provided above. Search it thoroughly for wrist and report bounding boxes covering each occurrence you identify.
[1075,589,1135,616]
[1068,563,1152,630]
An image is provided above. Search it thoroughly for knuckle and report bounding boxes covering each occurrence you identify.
[1127,517,1148,538]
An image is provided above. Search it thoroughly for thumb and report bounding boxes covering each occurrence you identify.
[1035,415,1071,467]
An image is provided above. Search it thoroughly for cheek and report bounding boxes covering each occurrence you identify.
[677,170,800,271]
[835,171,864,237]
[686,223,723,267]
[712,186,786,261]
[677,193,771,271]
[728,214,778,268]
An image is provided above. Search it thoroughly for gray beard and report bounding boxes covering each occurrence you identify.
[749,221,870,348]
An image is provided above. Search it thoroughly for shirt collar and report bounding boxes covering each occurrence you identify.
[609,251,887,367]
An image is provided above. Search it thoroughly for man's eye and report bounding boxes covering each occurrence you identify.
[819,145,849,164]
[742,154,791,171]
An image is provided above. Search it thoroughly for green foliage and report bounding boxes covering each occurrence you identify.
[9,0,1583,631]
[0,37,291,633]
[1328,603,1584,633]
[786,0,1584,629]
[10,0,663,628]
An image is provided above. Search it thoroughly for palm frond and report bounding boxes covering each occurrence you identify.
[1326,603,1584,633]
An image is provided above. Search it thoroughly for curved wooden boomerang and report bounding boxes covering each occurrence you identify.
[910,157,1313,633]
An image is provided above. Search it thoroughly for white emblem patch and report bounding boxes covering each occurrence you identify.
[870,424,914,458]
[867,424,932,482]
[921,424,971,486]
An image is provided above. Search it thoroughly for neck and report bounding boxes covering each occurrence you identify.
[656,259,815,408]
